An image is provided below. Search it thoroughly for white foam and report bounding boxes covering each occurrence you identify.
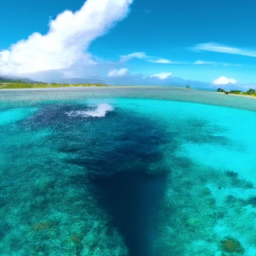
[66,103,114,118]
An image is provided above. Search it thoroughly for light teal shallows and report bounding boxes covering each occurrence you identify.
[0,107,38,126]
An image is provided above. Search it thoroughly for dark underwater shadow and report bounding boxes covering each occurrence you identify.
[60,107,170,256]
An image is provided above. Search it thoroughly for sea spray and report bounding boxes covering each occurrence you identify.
[66,103,114,118]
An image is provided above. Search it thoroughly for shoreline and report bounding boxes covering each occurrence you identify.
[1,86,256,100]
[0,85,188,91]
[1,86,256,112]
[216,92,256,100]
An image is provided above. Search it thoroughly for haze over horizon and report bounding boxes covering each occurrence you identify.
[0,0,255,90]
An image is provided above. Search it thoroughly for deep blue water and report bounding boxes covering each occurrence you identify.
[1,89,256,255]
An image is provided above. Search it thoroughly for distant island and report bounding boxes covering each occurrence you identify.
[0,77,107,89]
[217,87,256,97]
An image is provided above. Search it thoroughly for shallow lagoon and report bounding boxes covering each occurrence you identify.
[1,87,256,256]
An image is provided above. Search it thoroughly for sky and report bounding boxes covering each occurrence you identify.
[0,0,256,89]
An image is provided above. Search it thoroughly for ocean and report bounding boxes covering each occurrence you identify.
[1,87,256,256]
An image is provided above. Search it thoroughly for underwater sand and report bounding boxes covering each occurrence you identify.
[0,87,256,256]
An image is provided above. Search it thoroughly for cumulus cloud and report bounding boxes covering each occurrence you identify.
[150,72,172,80]
[213,76,238,85]
[0,0,133,75]
[108,68,129,77]
[193,42,256,58]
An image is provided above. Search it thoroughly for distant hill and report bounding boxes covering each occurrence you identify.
[0,75,34,83]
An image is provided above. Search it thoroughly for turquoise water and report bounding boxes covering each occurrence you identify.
[0,108,38,126]
[1,88,256,256]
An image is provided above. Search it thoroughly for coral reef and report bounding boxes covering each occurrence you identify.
[221,238,244,253]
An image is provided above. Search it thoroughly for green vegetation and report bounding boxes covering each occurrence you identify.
[217,88,225,92]
[247,88,255,95]
[0,75,107,89]
[229,90,242,94]
[217,87,256,97]
[0,82,107,89]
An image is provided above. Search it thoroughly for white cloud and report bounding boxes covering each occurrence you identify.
[194,60,215,65]
[149,58,172,64]
[108,68,129,77]
[0,0,133,75]
[193,60,229,66]
[213,76,238,85]
[150,72,172,80]
[120,52,147,62]
[193,42,256,58]
[193,60,242,67]
[120,53,176,64]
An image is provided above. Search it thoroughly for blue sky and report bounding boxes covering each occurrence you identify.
[0,0,256,89]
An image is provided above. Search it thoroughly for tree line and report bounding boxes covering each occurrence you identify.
[217,88,256,95]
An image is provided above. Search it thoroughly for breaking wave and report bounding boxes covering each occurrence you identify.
[66,103,114,118]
